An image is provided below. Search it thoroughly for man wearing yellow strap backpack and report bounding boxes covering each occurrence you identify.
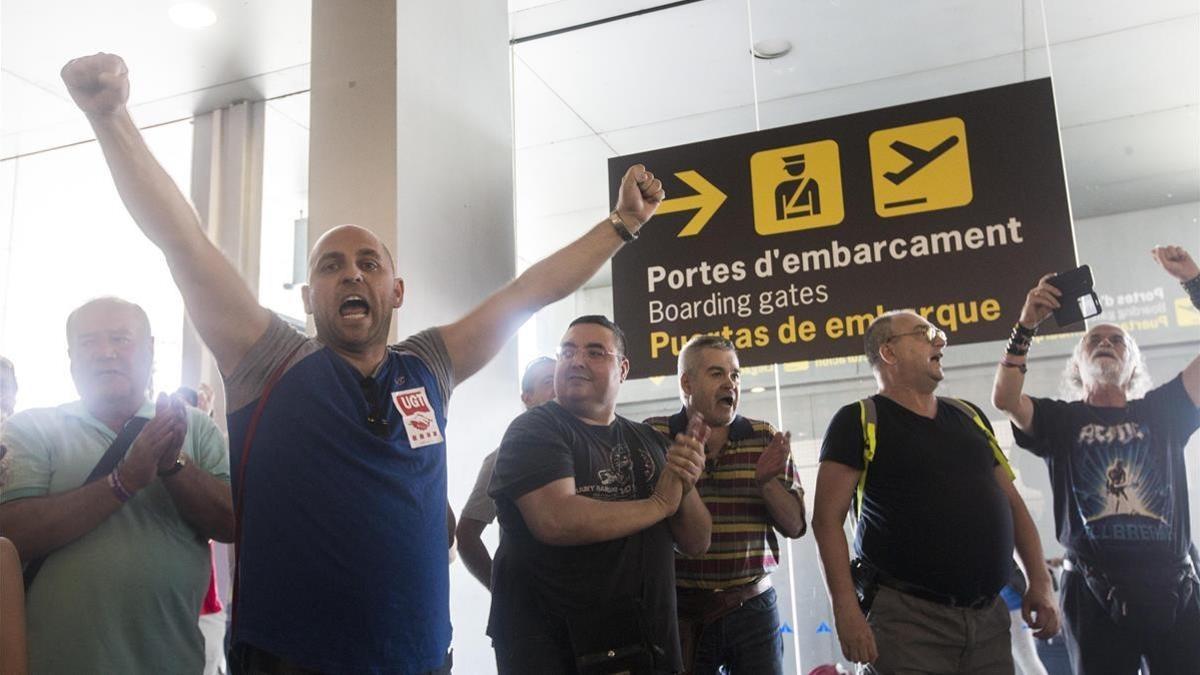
[813,310,1059,673]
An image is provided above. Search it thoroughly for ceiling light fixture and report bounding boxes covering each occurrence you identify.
[169,2,217,29]
[750,386,766,394]
[752,39,792,60]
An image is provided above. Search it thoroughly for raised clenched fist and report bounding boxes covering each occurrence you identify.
[61,53,130,116]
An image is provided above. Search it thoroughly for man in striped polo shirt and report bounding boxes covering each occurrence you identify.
[646,334,806,674]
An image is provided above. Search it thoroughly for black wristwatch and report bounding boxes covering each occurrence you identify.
[158,454,187,478]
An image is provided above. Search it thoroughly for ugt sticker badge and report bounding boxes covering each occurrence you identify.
[392,387,444,448]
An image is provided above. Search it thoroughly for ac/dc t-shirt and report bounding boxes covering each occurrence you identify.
[1014,375,1200,575]
[486,401,681,672]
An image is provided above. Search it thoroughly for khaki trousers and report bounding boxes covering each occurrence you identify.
[865,585,1013,675]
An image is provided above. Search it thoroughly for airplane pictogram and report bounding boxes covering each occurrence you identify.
[869,117,972,217]
[883,136,960,185]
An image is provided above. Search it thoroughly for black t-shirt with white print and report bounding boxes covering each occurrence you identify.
[486,401,681,672]
[1014,375,1200,576]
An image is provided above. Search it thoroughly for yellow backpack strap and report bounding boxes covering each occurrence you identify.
[855,397,878,519]
[940,397,1015,480]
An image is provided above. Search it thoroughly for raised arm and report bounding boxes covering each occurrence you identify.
[756,431,807,538]
[811,460,877,665]
[668,490,711,556]
[438,165,664,384]
[159,459,234,542]
[1152,245,1200,406]
[992,274,1060,434]
[61,53,270,374]
[665,432,712,556]
[156,397,234,542]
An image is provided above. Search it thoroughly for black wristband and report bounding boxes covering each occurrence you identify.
[1006,343,1030,357]
[1006,322,1034,356]
[1183,274,1200,310]
[1012,322,1037,338]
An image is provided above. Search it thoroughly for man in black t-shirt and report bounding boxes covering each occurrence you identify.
[813,310,1058,673]
[993,245,1200,674]
[487,316,712,674]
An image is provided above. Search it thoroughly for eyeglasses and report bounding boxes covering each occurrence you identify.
[1086,333,1125,348]
[556,345,621,363]
[887,324,948,345]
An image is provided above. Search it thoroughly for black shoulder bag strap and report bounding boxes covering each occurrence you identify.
[22,415,150,590]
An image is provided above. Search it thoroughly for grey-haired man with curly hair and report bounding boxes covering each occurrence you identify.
[992,245,1200,674]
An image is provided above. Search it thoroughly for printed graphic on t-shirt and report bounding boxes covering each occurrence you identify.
[577,441,658,501]
[596,444,633,491]
[1073,421,1172,545]
[636,445,656,483]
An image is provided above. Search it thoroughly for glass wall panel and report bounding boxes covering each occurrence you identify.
[259,91,311,324]
[0,120,192,412]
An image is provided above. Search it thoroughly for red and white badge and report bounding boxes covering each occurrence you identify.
[392,387,444,448]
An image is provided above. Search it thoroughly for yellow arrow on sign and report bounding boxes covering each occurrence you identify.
[656,170,727,237]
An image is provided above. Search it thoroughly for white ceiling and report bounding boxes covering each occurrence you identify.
[0,0,312,159]
[2,0,1197,274]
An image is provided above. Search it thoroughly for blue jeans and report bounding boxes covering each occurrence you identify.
[691,587,784,675]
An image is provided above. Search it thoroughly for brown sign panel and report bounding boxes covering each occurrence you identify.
[609,78,1075,379]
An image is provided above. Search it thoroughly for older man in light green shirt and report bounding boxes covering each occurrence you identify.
[0,297,232,674]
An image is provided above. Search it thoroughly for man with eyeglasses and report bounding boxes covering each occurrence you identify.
[456,356,557,590]
[644,334,806,675]
[993,245,1200,673]
[62,52,669,675]
[487,315,712,674]
[813,310,1057,673]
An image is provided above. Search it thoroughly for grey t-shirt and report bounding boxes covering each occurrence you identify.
[462,449,498,523]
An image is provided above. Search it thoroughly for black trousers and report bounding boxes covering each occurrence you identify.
[1061,569,1200,675]
[493,634,673,675]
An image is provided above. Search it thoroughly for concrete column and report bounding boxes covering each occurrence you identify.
[186,101,266,427]
[309,0,399,342]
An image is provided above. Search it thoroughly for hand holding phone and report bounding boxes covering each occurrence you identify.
[1049,265,1102,327]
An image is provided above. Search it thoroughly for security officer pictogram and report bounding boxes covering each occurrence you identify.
[750,140,844,235]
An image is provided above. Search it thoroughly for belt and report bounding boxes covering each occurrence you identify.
[876,574,995,610]
[1064,554,1196,581]
[676,577,772,623]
